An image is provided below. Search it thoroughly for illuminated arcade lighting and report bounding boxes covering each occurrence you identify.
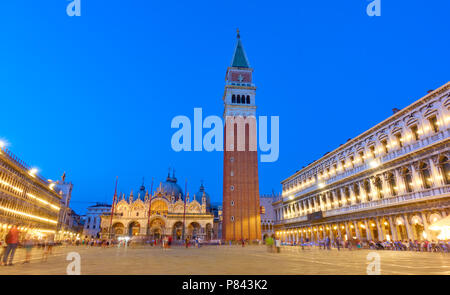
[26,193,60,211]
[0,179,24,194]
[0,205,57,224]
[29,168,38,177]
[369,160,380,168]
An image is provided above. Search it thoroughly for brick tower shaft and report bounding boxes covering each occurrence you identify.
[222,31,261,241]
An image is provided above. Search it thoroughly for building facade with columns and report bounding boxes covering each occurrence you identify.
[260,193,278,240]
[100,172,214,241]
[83,202,111,239]
[274,82,450,244]
[0,145,61,241]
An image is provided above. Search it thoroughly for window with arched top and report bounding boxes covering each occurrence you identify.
[419,162,432,189]
[369,146,376,158]
[388,173,397,196]
[336,190,342,207]
[410,125,419,141]
[359,151,365,163]
[237,95,241,104]
[344,187,350,203]
[246,95,250,104]
[232,94,236,103]
[363,180,371,200]
[403,168,413,193]
[395,132,403,148]
[375,177,383,198]
[353,183,360,202]
[428,115,439,133]
[381,139,388,154]
[439,156,450,184]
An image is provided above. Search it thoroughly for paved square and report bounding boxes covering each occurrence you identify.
[0,245,449,275]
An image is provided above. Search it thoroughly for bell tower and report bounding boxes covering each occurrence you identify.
[222,30,261,241]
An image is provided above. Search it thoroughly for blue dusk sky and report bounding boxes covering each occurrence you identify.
[0,1,449,214]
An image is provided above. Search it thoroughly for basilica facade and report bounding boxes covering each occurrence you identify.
[100,172,215,241]
[274,82,450,243]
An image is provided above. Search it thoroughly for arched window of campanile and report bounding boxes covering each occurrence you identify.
[419,162,432,189]
[246,95,250,104]
[237,95,241,104]
[403,168,413,193]
[232,95,236,103]
[439,156,450,184]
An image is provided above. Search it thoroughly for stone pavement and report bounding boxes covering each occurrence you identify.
[0,245,449,275]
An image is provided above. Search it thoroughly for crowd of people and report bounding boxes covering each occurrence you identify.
[0,225,57,266]
[4,222,448,267]
[280,236,450,253]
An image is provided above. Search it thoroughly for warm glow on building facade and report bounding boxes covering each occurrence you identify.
[274,82,450,243]
[100,174,214,241]
[0,146,61,240]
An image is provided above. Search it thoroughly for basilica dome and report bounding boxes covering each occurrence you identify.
[161,172,184,199]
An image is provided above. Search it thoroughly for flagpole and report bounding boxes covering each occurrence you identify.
[109,176,118,239]
[182,179,187,241]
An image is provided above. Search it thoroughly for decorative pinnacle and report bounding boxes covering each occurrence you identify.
[237,28,240,39]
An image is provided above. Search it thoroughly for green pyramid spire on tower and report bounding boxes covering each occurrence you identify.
[231,29,250,68]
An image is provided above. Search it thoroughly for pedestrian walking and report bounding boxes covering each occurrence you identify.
[265,236,274,252]
[2,225,19,266]
[348,239,353,251]
[42,234,55,262]
[23,234,34,264]
[275,238,281,253]
[168,236,172,249]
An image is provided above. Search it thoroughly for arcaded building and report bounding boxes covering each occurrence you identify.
[0,146,61,240]
[274,82,450,243]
